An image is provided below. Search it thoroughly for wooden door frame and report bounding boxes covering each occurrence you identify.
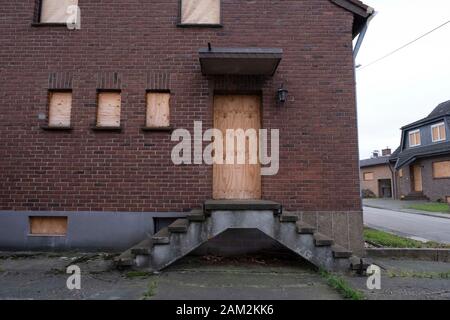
[411,164,423,192]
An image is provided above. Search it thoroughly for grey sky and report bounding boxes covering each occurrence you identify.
[355,0,450,159]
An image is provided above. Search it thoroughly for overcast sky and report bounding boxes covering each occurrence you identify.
[355,0,450,159]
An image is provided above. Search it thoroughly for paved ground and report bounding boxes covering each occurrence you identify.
[0,253,449,300]
[363,199,450,219]
[363,206,450,244]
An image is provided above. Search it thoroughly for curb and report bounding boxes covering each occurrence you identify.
[366,248,450,262]
[363,204,450,220]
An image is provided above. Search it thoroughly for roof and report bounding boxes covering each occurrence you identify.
[360,156,391,168]
[330,0,374,38]
[392,141,450,169]
[402,100,450,130]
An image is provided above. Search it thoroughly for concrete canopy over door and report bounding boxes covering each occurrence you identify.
[213,95,262,200]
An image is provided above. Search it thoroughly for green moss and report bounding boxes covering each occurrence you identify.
[408,203,450,213]
[388,270,450,279]
[320,269,365,300]
[364,228,450,249]
[142,279,158,300]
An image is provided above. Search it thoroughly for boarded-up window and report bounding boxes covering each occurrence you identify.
[97,92,121,127]
[181,0,220,25]
[363,172,374,181]
[433,161,450,178]
[446,196,450,205]
[431,122,446,142]
[146,92,170,128]
[399,169,403,178]
[40,0,78,23]
[29,216,68,236]
[48,91,72,127]
[409,129,421,147]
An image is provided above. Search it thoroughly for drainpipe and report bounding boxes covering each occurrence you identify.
[388,163,397,200]
[353,9,376,59]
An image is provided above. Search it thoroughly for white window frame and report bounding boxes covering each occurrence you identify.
[408,129,421,147]
[431,122,446,143]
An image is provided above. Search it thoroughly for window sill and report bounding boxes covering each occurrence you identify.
[141,126,174,133]
[31,22,68,27]
[177,23,223,28]
[40,125,73,131]
[91,126,122,132]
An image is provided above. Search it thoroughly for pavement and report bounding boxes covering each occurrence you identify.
[363,199,450,219]
[0,252,449,300]
[363,206,450,244]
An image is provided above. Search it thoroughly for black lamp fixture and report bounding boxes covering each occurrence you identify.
[277,84,288,103]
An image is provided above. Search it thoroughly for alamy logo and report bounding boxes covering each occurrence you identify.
[66,265,81,290]
[366,264,381,290]
[66,5,81,30]
[171,121,280,176]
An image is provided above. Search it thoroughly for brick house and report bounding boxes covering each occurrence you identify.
[360,149,394,198]
[390,101,450,203]
[0,0,373,271]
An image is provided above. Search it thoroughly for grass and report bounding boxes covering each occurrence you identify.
[319,269,365,300]
[141,278,158,300]
[388,270,450,279]
[408,202,450,213]
[364,228,450,249]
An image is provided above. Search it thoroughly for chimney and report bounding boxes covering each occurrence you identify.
[372,150,380,158]
[382,148,392,157]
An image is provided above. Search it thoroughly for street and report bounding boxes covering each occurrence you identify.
[363,206,450,244]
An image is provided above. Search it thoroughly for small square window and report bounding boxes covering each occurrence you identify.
[146,92,171,128]
[180,0,221,25]
[40,0,78,23]
[431,122,446,142]
[363,172,374,181]
[48,91,72,127]
[29,216,68,236]
[409,129,421,147]
[96,92,121,128]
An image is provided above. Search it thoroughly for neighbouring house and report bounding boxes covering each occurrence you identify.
[0,0,373,271]
[360,149,394,199]
[390,101,450,203]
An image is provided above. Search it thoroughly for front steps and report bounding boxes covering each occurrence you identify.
[115,207,364,273]
[403,192,430,201]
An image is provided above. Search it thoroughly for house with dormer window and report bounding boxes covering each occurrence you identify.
[390,101,450,203]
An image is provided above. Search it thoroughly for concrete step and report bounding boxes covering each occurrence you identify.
[114,250,135,269]
[313,233,334,247]
[130,238,154,256]
[168,219,189,233]
[296,221,316,234]
[279,212,299,223]
[331,245,352,259]
[152,227,170,244]
[187,209,206,222]
[204,200,282,214]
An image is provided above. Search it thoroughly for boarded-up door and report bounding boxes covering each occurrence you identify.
[213,95,261,200]
[413,165,423,192]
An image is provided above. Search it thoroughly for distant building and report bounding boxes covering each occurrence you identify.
[360,148,394,198]
[390,101,450,203]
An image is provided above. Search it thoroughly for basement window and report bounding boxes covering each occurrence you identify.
[95,91,121,129]
[180,0,221,26]
[408,129,421,147]
[433,161,450,179]
[39,0,78,23]
[431,122,446,142]
[145,92,171,129]
[47,90,72,128]
[363,172,374,181]
[29,216,68,236]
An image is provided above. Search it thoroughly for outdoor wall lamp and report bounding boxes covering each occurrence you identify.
[277,84,288,103]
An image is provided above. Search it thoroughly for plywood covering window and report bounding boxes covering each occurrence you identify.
[146,92,170,128]
[363,172,374,181]
[433,161,450,179]
[29,216,68,236]
[40,0,78,23]
[181,0,221,25]
[399,169,403,178]
[409,129,421,147]
[48,91,72,127]
[431,122,446,142]
[97,92,121,127]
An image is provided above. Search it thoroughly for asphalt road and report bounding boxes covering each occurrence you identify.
[363,206,450,244]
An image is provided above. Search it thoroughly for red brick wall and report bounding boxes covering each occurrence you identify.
[0,0,360,213]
